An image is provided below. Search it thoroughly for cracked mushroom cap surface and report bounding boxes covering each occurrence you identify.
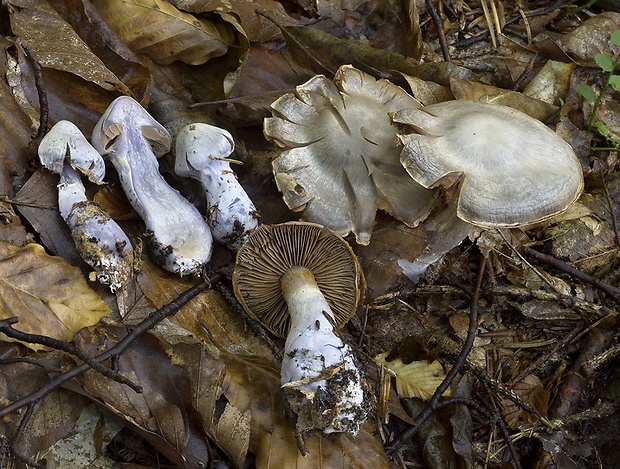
[393,100,584,227]
[264,65,438,245]
[232,222,364,338]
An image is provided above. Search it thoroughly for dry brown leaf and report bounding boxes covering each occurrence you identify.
[0,242,110,350]
[7,0,130,94]
[450,77,558,121]
[501,374,549,429]
[13,169,82,266]
[77,325,211,467]
[13,389,89,462]
[171,0,288,43]
[93,0,234,65]
[137,260,278,359]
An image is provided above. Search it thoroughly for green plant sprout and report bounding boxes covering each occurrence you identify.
[577,29,620,150]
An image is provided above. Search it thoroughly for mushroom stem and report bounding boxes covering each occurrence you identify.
[58,165,133,292]
[195,162,258,250]
[280,266,367,434]
[92,97,213,276]
[57,165,88,220]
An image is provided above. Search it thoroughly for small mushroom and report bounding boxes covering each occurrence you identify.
[233,222,370,436]
[174,123,259,250]
[38,120,133,292]
[264,65,438,245]
[393,100,584,227]
[91,96,213,276]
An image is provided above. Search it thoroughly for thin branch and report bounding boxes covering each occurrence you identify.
[0,276,214,419]
[0,318,142,393]
[520,246,620,302]
[389,255,486,448]
[426,0,451,61]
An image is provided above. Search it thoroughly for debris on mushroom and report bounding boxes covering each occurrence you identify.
[175,123,259,250]
[91,96,213,276]
[38,120,133,292]
[392,100,584,281]
[233,222,371,437]
[264,64,438,245]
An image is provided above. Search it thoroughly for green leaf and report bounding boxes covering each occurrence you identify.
[577,83,597,102]
[595,53,614,72]
[609,74,620,92]
[592,121,609,137]
[611,29,620,47]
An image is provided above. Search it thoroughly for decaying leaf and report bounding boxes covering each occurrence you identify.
[0,242,110,350]
[93,0,235,65]
[501,374,549,429]
[375,352,450,400]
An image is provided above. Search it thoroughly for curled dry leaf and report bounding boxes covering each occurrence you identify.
[501,374,549,429]
[375,352,450,400]
[0,242,110,351]
[92,0,235,65]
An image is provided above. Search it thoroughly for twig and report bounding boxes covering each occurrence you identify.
[426,0,451,62]
[389,255,486,449]
[520,246,620,302]
[10,403,45,469]
[0,276,214,419]
[0,318,142,393]
[454,0,566,48]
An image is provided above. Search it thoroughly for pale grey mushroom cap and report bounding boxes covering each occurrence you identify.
[39,120,105,183]
[394,100,584,227]
[264,65,438,245]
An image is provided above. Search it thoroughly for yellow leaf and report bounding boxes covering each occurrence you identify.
[375,352,450,400]
[0,242,110,350]
[93,0,234,65]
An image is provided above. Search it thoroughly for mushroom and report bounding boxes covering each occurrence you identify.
[232,222,370,436]
[393,100,584,228]
[38,120,133,292]
[91,96,213,276]
[174,123,259,250]
[392,100,584,281]
[264,65,438,245]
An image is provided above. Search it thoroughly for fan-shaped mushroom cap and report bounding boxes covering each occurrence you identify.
[232,222,364,337]
[264,65,438,245]
[394,100,584,227]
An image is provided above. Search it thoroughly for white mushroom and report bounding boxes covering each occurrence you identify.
[174,123,259,250]
[91,97,213,276]
[233,222,370,436]
[392,100,584,281]
[264,65,438,245]
[38,120,133,292]
[394,100,584,228]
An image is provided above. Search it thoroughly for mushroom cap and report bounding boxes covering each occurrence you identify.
[264,65,438,245]
[91,96,171,157]
[39,120,105,183]
[393,100,584,227]
[232,222,364,338]
[174,123,235,178]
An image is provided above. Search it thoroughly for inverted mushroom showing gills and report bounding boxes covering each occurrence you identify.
[264,65,438,245]
[233,222,370,436]
[91,96,213,276]
[175,123,259,250]
[393,100,584,228]
[38,120,133,292]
